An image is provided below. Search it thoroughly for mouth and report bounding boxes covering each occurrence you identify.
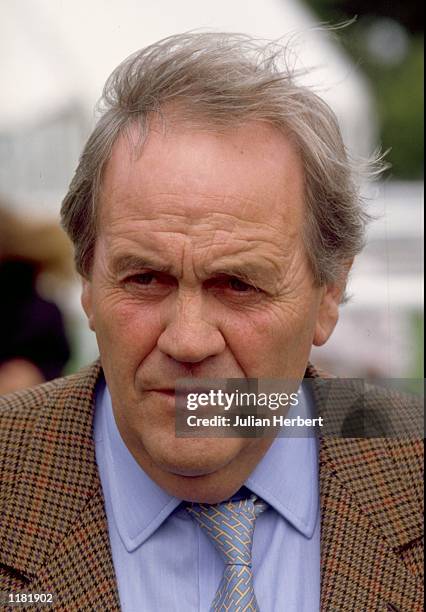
[150,389,175,396]
[144,390,177,413]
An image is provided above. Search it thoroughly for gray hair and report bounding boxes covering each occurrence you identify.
[61,31,377,286]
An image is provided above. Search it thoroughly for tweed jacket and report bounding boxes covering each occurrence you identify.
[0,362,423,611]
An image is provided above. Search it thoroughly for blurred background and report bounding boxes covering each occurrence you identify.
[0,0,423,392]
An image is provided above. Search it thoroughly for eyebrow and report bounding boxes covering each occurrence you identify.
[206,263,279,289]
[210,266,261,282]
[111,254,171,276]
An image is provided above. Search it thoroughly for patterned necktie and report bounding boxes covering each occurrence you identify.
[187,494,268,612]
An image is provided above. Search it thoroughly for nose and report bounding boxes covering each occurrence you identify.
[157,290,225,364]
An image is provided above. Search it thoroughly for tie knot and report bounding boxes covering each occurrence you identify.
[187,495,267,566]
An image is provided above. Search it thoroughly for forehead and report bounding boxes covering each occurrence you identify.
[99,119,305,231]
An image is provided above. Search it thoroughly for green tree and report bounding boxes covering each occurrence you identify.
[303,1,424,178]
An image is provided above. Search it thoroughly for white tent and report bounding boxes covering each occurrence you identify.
[1,0,375,151]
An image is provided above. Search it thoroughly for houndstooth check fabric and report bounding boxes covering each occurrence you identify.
[187,494,267,612]
[0,363,423,610]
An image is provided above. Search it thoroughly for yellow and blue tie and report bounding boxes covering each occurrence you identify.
[187,494,267,612]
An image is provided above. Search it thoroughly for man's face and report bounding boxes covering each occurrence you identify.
[82,119,340,502]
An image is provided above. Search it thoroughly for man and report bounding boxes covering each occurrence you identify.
[0,33,423,611]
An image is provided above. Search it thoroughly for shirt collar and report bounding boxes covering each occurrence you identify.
[95,382,181,552]
[245,384,319,538]
[95,381,318,552]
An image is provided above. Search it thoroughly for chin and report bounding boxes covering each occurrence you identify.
[174,481,242,504]
[144,434,247,478]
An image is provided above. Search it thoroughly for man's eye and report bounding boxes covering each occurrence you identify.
[132,273,155,285]
[205,275,261,296]
[228,278,256,292]
[124,272,176,292]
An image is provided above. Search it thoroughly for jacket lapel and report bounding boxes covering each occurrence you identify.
[305,366,424,611]
[27,488,120,609]
[319,438,423,611]
[0,362,120,610]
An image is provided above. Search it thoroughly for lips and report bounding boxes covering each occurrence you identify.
[149,389,175,397]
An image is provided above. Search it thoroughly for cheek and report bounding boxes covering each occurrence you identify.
[222,299,319,376]
[94,294,163,365]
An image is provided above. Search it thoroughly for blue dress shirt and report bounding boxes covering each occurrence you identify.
[94,381,320,612]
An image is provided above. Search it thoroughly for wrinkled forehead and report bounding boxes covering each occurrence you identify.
[98,118,306,231]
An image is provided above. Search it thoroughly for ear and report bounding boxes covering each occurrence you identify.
[81,277,96,332]
[313,261,352,347]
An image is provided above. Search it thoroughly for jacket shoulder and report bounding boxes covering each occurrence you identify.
[0,364,100,501]
[310,374,423,439]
